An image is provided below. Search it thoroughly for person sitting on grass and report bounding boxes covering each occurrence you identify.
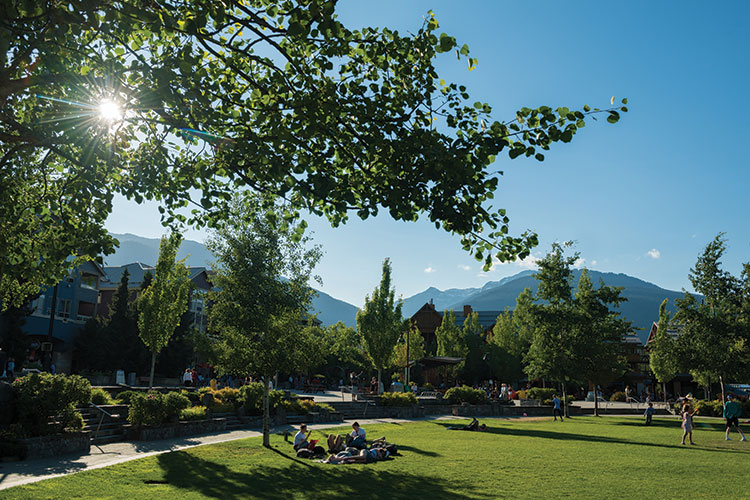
[723,394,747,441]
[644,402,656,425]
[448,418,487,432]
[347,421,367,448]
[293,424,312,451]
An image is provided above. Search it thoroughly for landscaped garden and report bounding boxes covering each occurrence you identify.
[3,416,749,499]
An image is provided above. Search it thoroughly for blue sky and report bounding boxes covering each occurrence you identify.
[105,1,750,307]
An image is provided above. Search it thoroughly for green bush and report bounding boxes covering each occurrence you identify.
[12,373,91,436]
[444,386,488,405]
[692,399,723,417]
[114,390,140,405]
[526,387,556,401]
[516,390,528,400]
[180,406,208,421]
[211,401,236,413]
[180,389,201,404]
[128,393,166,427]
[282,398,317,414]
[380,392,417,407]
[164,392,191,421]
[91,388,114,405]
[238,382,283,415]
[214,387,241,408]
[610,391,627,402]
[315,403,334,413]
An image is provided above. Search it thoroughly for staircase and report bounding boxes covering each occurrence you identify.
[327,401,377,419]
[79,404,129,445]
[211,412,245,431]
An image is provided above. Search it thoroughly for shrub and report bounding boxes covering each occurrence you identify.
[526,387,556,401]
[198,386,213,395]
[164,392,191,421]
[114,390,140,405]
[692,399,723,417]
[180,406,208,421]
[610,391,627,402]
[12,373,92,436]
[181,389,201,404]
[91,388,114,405]
[380,392,417,407]
[238,382,283,415]
[423,382,434,391]
[210,401,236,413]
[128,393,166,427]
[444,386,488,405]
[213,387,241,408]
[516,390,528,400]
[315,403,334,413]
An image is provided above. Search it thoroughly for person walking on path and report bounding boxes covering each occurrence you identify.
[552,394,563,421]
[681,402,696,445]
[723,394,747,441]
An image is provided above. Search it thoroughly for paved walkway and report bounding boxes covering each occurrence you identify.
[0,416,459,491]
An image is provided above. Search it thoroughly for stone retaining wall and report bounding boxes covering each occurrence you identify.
[19,431,91,459]
[124,418,227,441]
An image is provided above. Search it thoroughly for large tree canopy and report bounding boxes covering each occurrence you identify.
[1,0,627,308]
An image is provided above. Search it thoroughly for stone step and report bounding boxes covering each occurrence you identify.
[91,433,125,445]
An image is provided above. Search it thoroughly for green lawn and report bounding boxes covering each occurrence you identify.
[3,416,749,499]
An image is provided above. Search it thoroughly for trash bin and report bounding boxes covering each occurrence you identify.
[116,370,125,385]
[128,372,136,386]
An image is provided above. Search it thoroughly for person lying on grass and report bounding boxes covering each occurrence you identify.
[447,418,487,432]
[325,447,390,464]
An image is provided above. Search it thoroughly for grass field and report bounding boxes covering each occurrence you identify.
[2,416,749,499]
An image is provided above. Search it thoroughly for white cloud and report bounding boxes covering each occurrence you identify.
[573,258,586,269]
[647,248,661,259]
[424,267,436,273]
[590,260,598,266]
[457,264,471,271]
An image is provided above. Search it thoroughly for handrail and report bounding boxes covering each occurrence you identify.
[89,402,115,443]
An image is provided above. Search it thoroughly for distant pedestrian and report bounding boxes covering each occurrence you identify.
[552,394,564,421]
[681,402,696,445]
[723,395,747,441]
[6,358,14,379]
[644,403,656,425]
[625,385,632,402]
[182,368,193,387]
[370,376,377,394]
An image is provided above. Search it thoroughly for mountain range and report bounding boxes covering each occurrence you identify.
[107,233,692,342]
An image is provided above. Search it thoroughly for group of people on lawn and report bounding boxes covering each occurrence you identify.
[294,421,395,464]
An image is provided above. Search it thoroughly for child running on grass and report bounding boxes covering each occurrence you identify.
[644,402,656,425]
[681,402,696,445]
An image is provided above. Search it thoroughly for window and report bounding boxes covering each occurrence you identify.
[56,299,72,319]
[30,295,46,316]
[80,274,98,290]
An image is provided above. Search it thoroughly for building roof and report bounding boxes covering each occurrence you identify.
[101,263,212,290]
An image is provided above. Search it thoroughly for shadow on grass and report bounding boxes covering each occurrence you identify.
[431,421,750,455]
[156,448,483,500]
[395,444,440,457]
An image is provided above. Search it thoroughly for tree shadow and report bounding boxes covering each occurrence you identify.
[432,421,750,455]
[155,449,485,500]
[395,444,440,457]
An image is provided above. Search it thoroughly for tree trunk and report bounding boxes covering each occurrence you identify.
[593,383,599,417]
[562,383,569,418]
[263,375,270,447]
[148,351,156,390]
[663,382,667,402]
[377,368,382,395]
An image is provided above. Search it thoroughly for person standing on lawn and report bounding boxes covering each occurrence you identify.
[723,395,747,441]
[681,402,696,445]
[644,402,656,425]
[552,394,563,421]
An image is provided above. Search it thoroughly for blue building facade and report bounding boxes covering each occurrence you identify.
[24,261,106,374]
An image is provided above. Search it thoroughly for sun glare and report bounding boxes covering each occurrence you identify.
[98,99,123,122]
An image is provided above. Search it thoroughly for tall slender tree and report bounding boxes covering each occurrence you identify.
[137,233,190,389]
[357,259,405,394]
[649,299,679,401]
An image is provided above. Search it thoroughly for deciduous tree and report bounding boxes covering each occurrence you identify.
[207,197,320,446]
[357,258,405,393]
[649,299,679,401]
[137,233,190,389]
[0,1,627,309]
